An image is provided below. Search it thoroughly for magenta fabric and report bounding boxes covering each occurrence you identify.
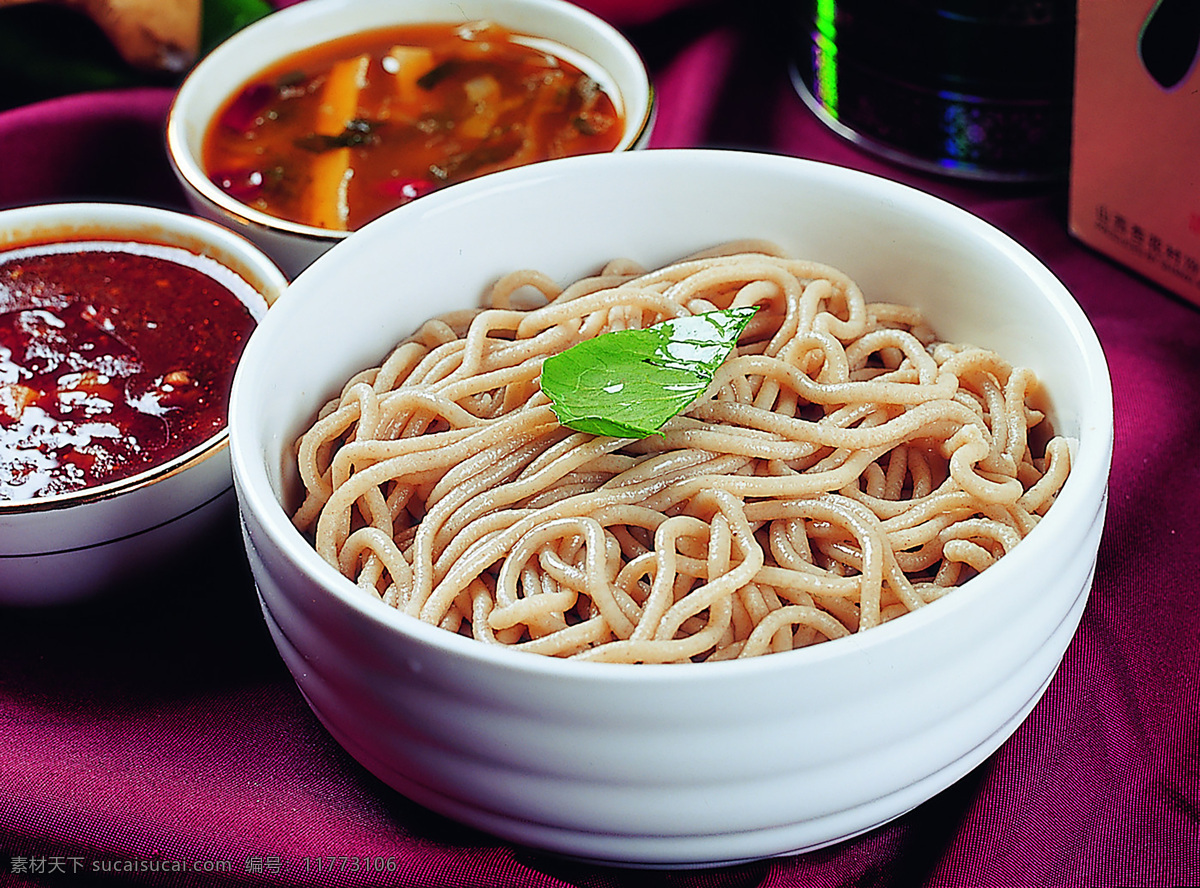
[2,2,1198,886]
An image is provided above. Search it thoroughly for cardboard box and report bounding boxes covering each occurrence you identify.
[1069,0,1200,305]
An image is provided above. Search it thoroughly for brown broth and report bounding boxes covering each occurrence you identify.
[202,21,625,231]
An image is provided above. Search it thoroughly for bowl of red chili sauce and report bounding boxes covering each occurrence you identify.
[166,0,655,278]
[0,202,287,604]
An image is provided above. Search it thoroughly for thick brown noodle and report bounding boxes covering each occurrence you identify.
[292,243,1071,662]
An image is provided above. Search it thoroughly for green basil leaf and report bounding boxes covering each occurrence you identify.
[540,306,758,438]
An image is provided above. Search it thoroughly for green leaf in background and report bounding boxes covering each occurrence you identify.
[202,0,273,54]
[540,306,758,438]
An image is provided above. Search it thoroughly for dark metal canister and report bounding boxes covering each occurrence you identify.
[790,0,1076,182]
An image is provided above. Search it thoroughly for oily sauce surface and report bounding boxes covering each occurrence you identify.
[0,244,257,502]
[202,21,625,231]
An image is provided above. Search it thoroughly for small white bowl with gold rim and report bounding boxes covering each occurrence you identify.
[166,0,655,278]
[0,202,286,605]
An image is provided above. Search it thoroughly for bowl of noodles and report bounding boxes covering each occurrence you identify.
[228,148,1112,866]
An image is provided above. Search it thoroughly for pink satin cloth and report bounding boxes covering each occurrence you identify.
[1,2,1198,886]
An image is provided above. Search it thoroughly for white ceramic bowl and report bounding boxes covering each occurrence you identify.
[229,149,1113,867]
[166,0,655,278]
[0,202,287,605]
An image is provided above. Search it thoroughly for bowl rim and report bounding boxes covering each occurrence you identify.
[0,201,288,514]
[165,0,656,244]
[231,148,1115,679]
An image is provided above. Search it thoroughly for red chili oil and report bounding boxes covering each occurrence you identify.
[0,242,260,502]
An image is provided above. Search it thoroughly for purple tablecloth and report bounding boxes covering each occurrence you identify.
[2,2,1198,886]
